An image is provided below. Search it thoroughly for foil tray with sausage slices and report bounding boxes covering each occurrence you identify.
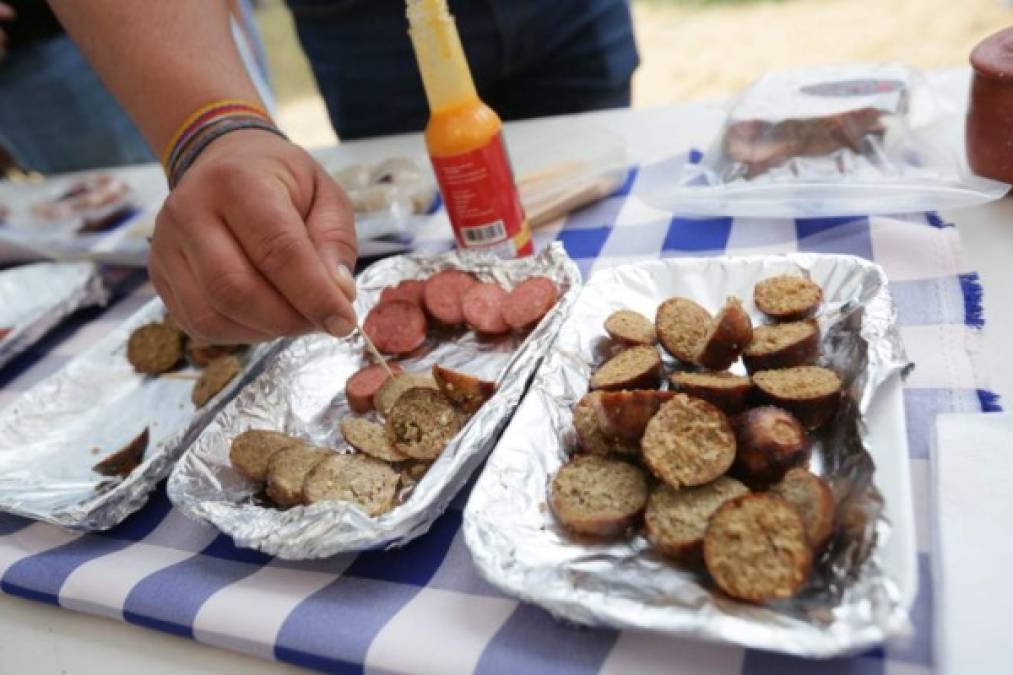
[462,253,916,658]
[0,261,108,371]
[0,173,153,267]
[0,299,284,530]
[167,243,581,559]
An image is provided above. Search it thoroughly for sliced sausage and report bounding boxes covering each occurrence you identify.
[431,364,496,414]
[346,362,404,413]
[423,270,478,326]
[461,282,510,335]
[362,300,428,356]
[694,297,753,371]
[730,406,811,488]
[655,297,711,364]
[604,310,657,347]
[374,373,438,417]
[669,371,752,415]
[753,275,823,321]
[550,454,649,539]
[752,366,842,430]
[591,389,674,443]
[742,320,820,373]
[380,279,425,307]
[589,345,663,391]
[771,468,836,549]
[641,394,736,489]
[703,494,812,603]
[502,276,558,331]
[386,388,465,460]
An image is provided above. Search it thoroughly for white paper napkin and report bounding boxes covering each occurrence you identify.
[934,412,1013,675]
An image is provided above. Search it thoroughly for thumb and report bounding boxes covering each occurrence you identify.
[307,165,358,304]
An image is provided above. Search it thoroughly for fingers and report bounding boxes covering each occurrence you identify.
[217,168,358,338]
[306,166,358,303]
[147,246,183,323]
[176,214,315,337]
[149,245,272,344]
[147,132,360,343]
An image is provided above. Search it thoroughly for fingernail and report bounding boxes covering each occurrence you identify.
[331,263,357,301]
[324,315,355,338]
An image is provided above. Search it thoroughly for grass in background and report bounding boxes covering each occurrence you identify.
[254,0,319,105]
[630,0,1013,107]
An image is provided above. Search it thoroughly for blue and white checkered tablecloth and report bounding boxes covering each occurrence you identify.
[0,160,996,674]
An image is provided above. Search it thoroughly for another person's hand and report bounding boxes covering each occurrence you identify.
[0,2,15,63]
[150,129,358,344]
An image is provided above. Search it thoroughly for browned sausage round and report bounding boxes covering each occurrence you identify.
[380,280,426,307]
[423,270,478,326]
[730,406,811,488]
[362,300,428,355]
[592,389,675,443]
[502,276,558,331]
[346,362,404,413]
[462,282,509,335]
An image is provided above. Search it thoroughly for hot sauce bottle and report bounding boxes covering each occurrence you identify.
[407,0,533,258]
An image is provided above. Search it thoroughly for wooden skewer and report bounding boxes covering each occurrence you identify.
[517,161,586,187]
[358,322,396,379]
[524,177,619,229]
[158,371,202,381]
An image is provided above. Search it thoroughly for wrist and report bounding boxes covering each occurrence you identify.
[170,118,287,188]
[162,99,285,188]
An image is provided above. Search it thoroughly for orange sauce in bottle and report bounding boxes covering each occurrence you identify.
[407,0,532,258]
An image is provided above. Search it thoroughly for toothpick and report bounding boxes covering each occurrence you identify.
[358,322,396,378]
[158,371,202,381]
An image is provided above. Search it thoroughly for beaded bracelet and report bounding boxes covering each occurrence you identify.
[161,99,288,188]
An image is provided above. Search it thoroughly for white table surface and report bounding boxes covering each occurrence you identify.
[1,69,1009,675]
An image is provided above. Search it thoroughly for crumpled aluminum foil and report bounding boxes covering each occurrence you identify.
[167,243,581,559]
[0,298,283,530]
[463,253,913,658]
[0,261,108,370]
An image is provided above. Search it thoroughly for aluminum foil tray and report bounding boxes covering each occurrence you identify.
[0,298,283,530]
[0,261,107,371]
[167,243,581,559]
[462,253,916,658]
[0,173,150,267]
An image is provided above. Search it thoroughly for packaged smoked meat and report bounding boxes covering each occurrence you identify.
[646,64,1007,218]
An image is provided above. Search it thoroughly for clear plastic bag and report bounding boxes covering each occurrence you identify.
[510,125,629,228]
[0,173,150,267]
[327,156,438,243]
[643,64,1009,218]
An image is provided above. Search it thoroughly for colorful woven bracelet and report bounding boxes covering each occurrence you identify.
[161,99,269,168]
[162,99,288,187]
[168,115,288,188]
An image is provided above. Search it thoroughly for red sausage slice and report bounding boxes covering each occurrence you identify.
[423,270,477,326]
[462,282,510,335]
[502,276,558,331]
[380,280,425,307]
[362,300,428,355]
[346,362,404,413]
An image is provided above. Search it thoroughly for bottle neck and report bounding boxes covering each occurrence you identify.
[407,0,478,112]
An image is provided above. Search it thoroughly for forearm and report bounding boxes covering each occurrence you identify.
[48,0,265,158]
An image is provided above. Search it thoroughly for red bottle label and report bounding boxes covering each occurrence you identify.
[430,133,533,258]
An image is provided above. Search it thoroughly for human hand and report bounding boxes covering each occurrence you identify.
[0,2,15,63]
[150,128,358,343]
